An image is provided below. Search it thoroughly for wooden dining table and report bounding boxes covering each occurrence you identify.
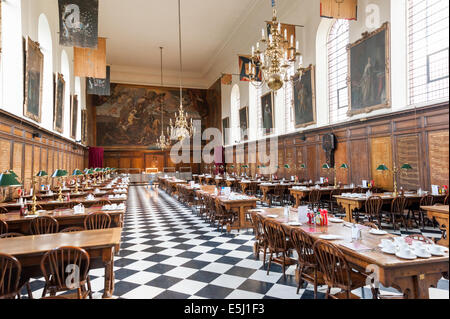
[0,228,122,298]
[196,189,258,232]
[335,193,447,223]
[239,180,262,193]
[0,206,125,234]
[422,205,449,247]
[252,207,449,299]
[0,196,127,212]
[290,186,369,208]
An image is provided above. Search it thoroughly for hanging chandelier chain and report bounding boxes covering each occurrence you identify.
[178,0,183,107]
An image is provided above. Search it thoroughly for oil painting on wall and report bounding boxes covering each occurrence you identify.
[53,73,65,134]
[293,65,316,128]
[261,92,274,135]
[348,22,390,116]
[71,95,78,139]
[239,106,248,141]
[24,37,43,123]
[94,83,210,147]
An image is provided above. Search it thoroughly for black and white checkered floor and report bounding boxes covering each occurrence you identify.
[25,186,449,299]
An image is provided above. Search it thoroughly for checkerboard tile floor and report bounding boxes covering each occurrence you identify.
[24,186,449,299]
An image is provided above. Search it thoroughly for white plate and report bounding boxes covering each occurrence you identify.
[267,215,279,218]
[328,218,344,223]
[414,250,431,259]
[428,249,445,257]
[319,235,343,240]
[369,229,388,235]
[24,215,37,219]
[395,251,417,260]
[381,247,397,255]
[287,222,302,226]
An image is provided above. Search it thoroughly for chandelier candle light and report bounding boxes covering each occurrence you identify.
[249,0,304,91]
[168,0,195,142]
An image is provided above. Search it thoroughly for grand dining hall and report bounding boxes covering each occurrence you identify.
[0,0,449,304]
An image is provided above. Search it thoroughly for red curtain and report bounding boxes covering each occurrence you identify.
[89,147,104,168]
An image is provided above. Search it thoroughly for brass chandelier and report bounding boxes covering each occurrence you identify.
[156,47,171,150]
[249,2,304,91]
[168,0,195,142]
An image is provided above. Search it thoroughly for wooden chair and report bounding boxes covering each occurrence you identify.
[412,195,434,229]
[214,199,236,233]
[245,183,258,197]
[263,219,296,280]
[249,212,268,266]
[364,196,383,228]
[313,240,375,299]
[387,196,407,231]
[290,228,325,298]
[0,220,8,235]
[40,246,92,299]
[0,232,25,239]
[84,212,111,230]
[324,189,342,214]
[352,187,363,194]
[0,253,22,299]
[269,185,285,207]
[444,194,449,205]
[0,207,8,214]
[60,227,85,233]
[308,189,321,210]
[30,216,59,235]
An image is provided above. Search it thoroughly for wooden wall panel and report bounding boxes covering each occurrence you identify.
[0,139,11,172]
[41,148,48,175]
[285,147,295,178]
[306,145,316,182]
[24,145,32,189]
[396,135,420,190]
[12,143,23,182]
[33,146,40,176]
[371,137,394,190]
[429,130,449,187]
[349,139,370,185]
[335,141,349,185]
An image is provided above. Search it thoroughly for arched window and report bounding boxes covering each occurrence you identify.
[230,84,240,144]
[327,19,349,123]
[38,14,53,130]
[61,50,71,137]
[407,0,449,105]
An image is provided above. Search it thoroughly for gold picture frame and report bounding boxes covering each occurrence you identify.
[347,22,391,116]
[53,73,65,134]
[23,37,43,123]
[294,64,317,129]
[261,92,275,136]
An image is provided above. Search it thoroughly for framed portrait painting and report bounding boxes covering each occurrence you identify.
[81,109,88,144]
[53,73,65,134]
[261,92,274,135]
[23,37,43,123]
[293,64,316,128]
[347,22,391,116]
[70,95,78,139]
[239,106,249,141]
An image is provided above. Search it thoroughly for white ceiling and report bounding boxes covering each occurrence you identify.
[98,0,259,87]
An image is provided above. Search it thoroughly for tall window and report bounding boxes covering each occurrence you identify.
[407,0,449,105]
[230,84,240,144]
[327,19,349,123]
[38,14,53,130]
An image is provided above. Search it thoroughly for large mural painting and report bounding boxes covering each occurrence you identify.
[95,83,209,146]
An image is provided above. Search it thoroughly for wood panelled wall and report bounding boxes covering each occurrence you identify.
[103,149,202,174]
[0,110,87,190]
[225,103,449,191]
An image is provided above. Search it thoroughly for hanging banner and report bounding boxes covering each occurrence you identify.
[74,37,106,78]
[221,74,232,85]
[320,0,358,20]
[239,55,262,82]
[87,65,111,96]
[58,0,99,48]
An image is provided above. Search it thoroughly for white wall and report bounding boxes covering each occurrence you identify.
[1,0,82,142]
[213,0,432,147]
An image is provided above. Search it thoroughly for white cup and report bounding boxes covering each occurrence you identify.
[381,239,394,249]
[393,237,406,245]
[416,247,428,256]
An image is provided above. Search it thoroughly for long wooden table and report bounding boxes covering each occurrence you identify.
[1,207,125,234]
[422,205,449,247]
[335,194,446,223]
[1,197,127,212]
[290,186,369,208]
[252,207,449,299]
[196,189,258,232]
[259,183,293,205]
[0,228,122,298]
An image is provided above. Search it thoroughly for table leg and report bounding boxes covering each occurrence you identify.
[102,247,115,299]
